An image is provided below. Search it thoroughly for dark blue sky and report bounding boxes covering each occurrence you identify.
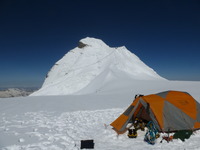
[0,0,200,88]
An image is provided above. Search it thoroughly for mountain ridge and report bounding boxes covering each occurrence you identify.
[31,37,166,96]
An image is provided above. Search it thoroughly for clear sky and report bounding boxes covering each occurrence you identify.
[0,0,200,88]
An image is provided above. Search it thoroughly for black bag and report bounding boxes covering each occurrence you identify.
[173,130,193,141]
[128,129,137,138]
[80,140,94,149]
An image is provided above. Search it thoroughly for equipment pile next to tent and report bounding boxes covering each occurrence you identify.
[110,90,200,144]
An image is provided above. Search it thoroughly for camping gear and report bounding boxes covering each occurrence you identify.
[128,128,137,138]
[173,130,193,141]
[80,140,94,149]
[144,130,156,145]
[133,117,146,131]
[160,130,193,143]
[110,90,200,134]
[138,119,146,131]
[160,135,173,143]
[133,117,139,129]
[144,121,159,145]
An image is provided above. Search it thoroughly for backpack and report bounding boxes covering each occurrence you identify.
[144,121,159,145]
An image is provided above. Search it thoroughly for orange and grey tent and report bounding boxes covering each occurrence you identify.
[110,91,200,134]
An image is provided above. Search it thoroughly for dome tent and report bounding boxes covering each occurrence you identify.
[111,91,200,134]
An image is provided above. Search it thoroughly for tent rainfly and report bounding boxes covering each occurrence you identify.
[110,91,200,134]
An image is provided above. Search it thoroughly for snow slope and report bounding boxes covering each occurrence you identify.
[1,80,200,149]
[31,37,165,96]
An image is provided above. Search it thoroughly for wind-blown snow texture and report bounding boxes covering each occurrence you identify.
[1,80,200,149]
[31,37,165,96]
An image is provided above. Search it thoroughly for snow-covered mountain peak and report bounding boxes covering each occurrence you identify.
[78,37,109,48]
[31,37,166,96]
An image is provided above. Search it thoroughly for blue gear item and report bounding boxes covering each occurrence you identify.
[144,121,159,145]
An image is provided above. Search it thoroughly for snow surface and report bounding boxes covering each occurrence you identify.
[31,37,165,96]
[1,80,200,150]
[2,37,200,149]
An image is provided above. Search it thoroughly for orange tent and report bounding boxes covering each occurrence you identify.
[110,91,200,134]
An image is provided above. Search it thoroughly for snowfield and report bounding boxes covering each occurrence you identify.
[1,80,200,150]
[2,109,200,150]
[1,38,200,149]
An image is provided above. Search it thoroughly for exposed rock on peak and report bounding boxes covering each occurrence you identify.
[78,41,88,48]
